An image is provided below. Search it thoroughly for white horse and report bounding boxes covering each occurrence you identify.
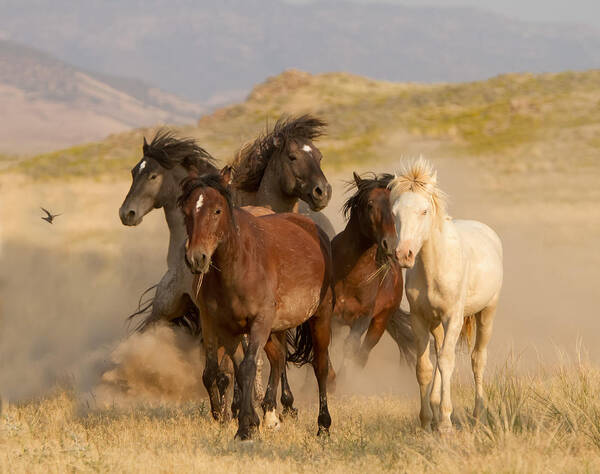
[389,158,503,432]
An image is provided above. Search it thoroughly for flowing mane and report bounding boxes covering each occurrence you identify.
[342,172,394,219]
[231,114,326,192]
[388,157,448,218]
[143,128,216,171]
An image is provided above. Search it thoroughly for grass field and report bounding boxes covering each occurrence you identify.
[1,69,600,472]
[3,359,600,472]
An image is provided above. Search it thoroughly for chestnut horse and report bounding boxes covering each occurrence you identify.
[179,174,334,440]
[332,173,414,376]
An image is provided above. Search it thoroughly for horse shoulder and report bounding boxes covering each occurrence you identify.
[454,219,503,314]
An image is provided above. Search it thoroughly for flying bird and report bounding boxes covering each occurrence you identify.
[41,207,61,224]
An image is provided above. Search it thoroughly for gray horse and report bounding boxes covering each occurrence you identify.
[119,130,218,331]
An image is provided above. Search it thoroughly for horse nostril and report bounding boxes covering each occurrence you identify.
[382,239,389,251]
[408,250,413,259]
[313,186,323,197]
[127,210,136,220]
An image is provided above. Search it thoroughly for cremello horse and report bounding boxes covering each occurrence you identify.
[389,158,503,432]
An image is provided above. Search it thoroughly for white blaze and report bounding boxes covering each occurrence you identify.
[302,144,312,154]
[195,194,204,210]
[139,160,147,173]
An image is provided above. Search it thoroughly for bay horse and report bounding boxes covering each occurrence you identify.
[119,129,217,332]
[179,173,334,440]
[118,130,290,422]
[389,158,503,432]
[332,172,414,376]
[229,114,334,417]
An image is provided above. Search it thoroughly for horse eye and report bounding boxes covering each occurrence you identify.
[289,155,297,162]
[215,209,221,215]
[149,174,158,180]
[422,209,428,215]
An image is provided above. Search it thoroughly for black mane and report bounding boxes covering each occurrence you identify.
[177,173,234,215]
[143,128,217,172]
[232,114,326,192]
[343,173,395,219]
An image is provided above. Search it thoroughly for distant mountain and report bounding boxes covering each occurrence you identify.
[1,0,599,102]
[0,39,204,153]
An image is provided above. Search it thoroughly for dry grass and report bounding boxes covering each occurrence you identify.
[2,359,600,473]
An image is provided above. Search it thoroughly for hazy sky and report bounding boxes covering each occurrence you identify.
[290,0,600,28]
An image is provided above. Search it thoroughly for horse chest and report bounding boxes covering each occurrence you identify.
[334,262,379,324]
[406,273,457,321]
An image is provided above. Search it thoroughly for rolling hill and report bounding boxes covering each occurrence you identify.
[0,39,204,154]
[11,68,600,207]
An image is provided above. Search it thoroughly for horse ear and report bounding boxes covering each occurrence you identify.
[353,171,362,187]
[143,136,149,154]
[220,165,234,186]
[431,170,438,184]
[272,134,282,148]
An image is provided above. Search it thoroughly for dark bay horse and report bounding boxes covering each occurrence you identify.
[119,129,217,332]
[332,173,414,376]
[230,114,335,236]
[179,174,334,440]
[229,114,335,417]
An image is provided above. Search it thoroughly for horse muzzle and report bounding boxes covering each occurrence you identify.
[119,206,143,226]
[306,182,332,211]
[185,250,211,275]
[395,241,415,268]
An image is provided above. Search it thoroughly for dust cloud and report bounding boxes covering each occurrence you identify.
[0,155,598,406]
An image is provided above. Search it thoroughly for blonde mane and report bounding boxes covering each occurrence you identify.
[388,157,448,218]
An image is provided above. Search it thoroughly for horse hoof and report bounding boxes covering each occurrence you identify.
[317,426,330,437]
[263,409,281,430]
[282,406,298,419]
[436,422,454,435]
[235,429,253,441]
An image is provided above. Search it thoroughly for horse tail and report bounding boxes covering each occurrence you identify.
[386,307,416,365]
[460,314,476,349]
[126,286,202,338]
[126,284,158,333]
[287,321,314,366]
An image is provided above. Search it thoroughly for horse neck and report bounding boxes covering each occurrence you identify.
[254,159,298,213]
[416,217,455,284]
[162,168,189,269]
[163,202,187,269]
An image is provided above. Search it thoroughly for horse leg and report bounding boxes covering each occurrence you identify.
[261,335,284,429]
[230,342,244,419]
[356,308,392,368]
[310,291,333,436]
[279,332,298,418]
[472,301,497,421]
[235,323,270,440]
[341,315,369,375]
[437,312,463,433]
[412,313,433,431]
[429,322,444,428]
[202,347,223,421]
[217,349,234,422]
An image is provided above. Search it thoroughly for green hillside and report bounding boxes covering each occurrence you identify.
[11,69,600,179]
